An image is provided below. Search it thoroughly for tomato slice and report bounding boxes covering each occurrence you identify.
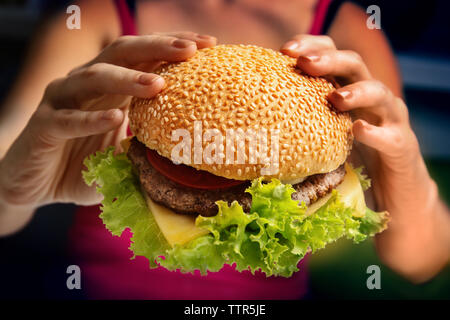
[146,148,245,190]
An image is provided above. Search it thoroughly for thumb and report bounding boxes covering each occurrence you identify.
[45,108,124,141]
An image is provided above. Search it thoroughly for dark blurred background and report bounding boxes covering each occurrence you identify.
[0,0,449,299]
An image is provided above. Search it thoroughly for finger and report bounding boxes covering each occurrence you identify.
[328,80,400,124]
[44,108,124,141]
[280,34,336,58]
[152,31,217,49]
[352,119,402,154]
[94,35,198,67]
[296,49,371,85]
[48,63,165,109]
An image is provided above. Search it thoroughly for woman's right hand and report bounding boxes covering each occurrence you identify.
[0,32,217,218]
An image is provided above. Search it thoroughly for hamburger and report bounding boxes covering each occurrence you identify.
[83,44,389,277]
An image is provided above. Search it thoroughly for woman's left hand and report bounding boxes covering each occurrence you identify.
[281,34,422,213]
[280,35,449,282]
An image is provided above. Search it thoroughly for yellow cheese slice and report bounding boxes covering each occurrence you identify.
[144,163,366,247]
[144,194,209,247]
[305,163,366,217]
[120,136,133,153]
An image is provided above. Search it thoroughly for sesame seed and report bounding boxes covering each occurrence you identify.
[128,44,353,182]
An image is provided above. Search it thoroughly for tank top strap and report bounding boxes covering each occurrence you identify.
[113,0,137,36]
[309,0,346,35]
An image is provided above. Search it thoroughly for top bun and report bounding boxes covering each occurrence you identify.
[129,44,353,181]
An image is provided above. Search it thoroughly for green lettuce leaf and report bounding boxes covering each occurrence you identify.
[83,147,389,277]
[353,165,372,191]
[83,147,170,267]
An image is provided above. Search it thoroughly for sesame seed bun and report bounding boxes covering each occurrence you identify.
[129,44,353,181]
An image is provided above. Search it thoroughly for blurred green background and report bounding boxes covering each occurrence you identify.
[308,159,450,300]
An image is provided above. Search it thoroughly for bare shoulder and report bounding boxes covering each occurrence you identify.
[63,0,121,47]
[15,0,122,88]
[327,2,402,95]
[1,1,122,131]
[328,2,384,50]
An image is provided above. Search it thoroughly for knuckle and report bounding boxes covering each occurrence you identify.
[111,35,133,48]
[341,51,369,79]
[384,125,417,161]
[67,65,84,76]
[145,34,174,47]
[320,35,335,46]
[81,112,93,128]
[371,79,390,97]
[165,35,180,44]
[0,183,31,206]
[30,108,48,129]
[293,34,336,49]
[394,128,414,152]
[292,34,306,41]
[390,130,404,150]
[347,50,363,65]
[103,36,134,59]
[82,63,108,78]
[53,109,73,130]
[44,78,64,100]
[395,97,410,120]
[0,168,42,206]
[395,97,407,110]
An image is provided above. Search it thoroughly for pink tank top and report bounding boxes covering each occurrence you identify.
[68,0,334,299]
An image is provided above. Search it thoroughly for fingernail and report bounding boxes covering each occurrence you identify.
[302,55,320,62]
[172,39,195,49]
[335,90,352,99]
[101,109,117,120]
[138,74,161,85]
[282,41,299,51]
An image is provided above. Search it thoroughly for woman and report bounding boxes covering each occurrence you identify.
[0,0,448,299]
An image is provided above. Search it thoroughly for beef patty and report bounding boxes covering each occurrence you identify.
[127,138,346,217]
